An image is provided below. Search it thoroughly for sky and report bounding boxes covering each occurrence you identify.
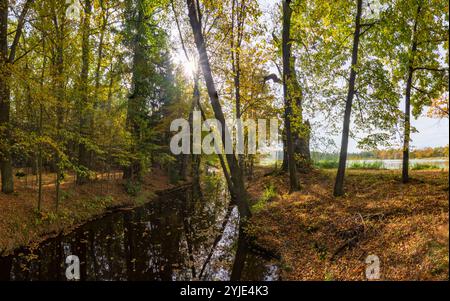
[344,116,449,153]
[171,0,449,153]
[257,0,449,152]
[404,116,448,149]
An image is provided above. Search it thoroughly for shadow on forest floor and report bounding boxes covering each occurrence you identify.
[246,168,449,280]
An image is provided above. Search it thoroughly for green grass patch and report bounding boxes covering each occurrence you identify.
[411,163,441,170]
[314,160,339,169]
[348,161,385,170]
[252,182,277,213]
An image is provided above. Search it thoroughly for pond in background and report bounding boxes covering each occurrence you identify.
[347,159,449,170]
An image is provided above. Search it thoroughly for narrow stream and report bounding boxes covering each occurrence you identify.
[0,176,278,281]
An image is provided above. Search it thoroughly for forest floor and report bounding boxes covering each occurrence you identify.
[0,169,176,256]
[247,168,449,280]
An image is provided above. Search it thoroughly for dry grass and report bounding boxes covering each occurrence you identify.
[0,169,173,255]
[246,168,449,280]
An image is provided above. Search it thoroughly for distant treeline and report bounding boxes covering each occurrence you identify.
[312,145,449,161]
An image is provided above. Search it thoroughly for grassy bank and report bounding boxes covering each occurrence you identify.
[313,160,385,170]
[411,163,442,170]
[0,169,177,256]
[247,168,449,280]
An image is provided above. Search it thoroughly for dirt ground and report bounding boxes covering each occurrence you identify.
[247,168,449,280]
[0,169,173,256]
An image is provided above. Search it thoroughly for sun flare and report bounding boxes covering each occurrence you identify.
[182,60,197,78]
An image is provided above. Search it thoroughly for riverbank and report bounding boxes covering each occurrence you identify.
[247,168,449,280]
[0,169,180,256]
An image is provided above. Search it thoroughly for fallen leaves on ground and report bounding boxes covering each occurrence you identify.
[247,168,449,280]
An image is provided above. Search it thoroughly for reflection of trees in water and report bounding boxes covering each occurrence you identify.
[0,176,275,281]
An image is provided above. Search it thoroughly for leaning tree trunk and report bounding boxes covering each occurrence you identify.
[186,0,251,221]
[334,0,362,197]
[282,0,299,192]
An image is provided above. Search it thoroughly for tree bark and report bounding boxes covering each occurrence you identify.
[186,0,251,220]
[123,0,146,182]
[264,72,310,170]
[402,3,421,184]
[77,0,92,185]
[334,0,362,197]
[37,35,47,212]
[231,0,245,174]
[282,0,299,192]
[51,2,66,210]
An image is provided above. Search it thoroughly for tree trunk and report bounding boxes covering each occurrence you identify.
[189,73,201,186]
[52,3,66,210]
[0,0,33,194]
[38,104,43,211]
[402,3,421,184]
[282,0,299,192]
[89,0,108,167]
[231,0,245,174]
[0,0,12,193]
[123,0,146,183]
[334,0,362,197]
[186,0,251,220]
[37,37,46,211]
[402,68,414,184]
[77,0,92,185]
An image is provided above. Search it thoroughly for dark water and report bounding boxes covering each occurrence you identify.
[0,179,277,281]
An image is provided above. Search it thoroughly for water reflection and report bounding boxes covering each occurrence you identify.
[0,177,277,281]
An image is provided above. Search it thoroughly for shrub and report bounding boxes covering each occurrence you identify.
[252,183,277,213]
[124,180,141,196]
[314,160,339,169]
[411,163,441,170]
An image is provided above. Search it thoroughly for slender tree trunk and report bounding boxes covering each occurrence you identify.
[52,3,65,210]
[231,0,245,174]
[189,73,201,187]
[402,3,421,184]
[37,36,46,211]
[77,0,92,185]
[38,103,43,211]
[333,0,363,197]
[186,0,251,220]
[282,0,299,192]
[402,68,414,183]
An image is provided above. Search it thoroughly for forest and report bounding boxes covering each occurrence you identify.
[0,0,448,281]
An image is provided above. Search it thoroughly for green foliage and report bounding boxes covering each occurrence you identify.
[124,180,142,196]
[314,160,339,169]
[411,163,441,170]
[348,161,385,170]
[252,182,277,213]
